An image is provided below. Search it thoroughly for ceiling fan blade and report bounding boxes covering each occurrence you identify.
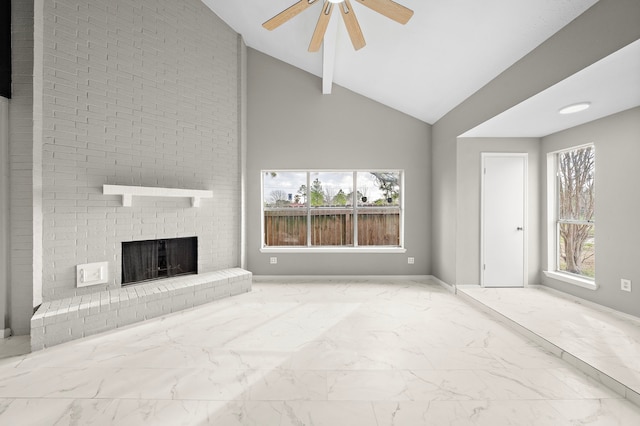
[340,0,366,50]
[263,0,319,31]
[354,0,414,24]
[309,2,334,52]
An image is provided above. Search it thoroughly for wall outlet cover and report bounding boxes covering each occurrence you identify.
[621,279,632,292]
[77,262,109,288]
[270,257,278,264]
[408,257,415,264]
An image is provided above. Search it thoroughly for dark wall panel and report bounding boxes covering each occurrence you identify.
[0,0,10,98]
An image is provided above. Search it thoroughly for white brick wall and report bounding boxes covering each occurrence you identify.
[40,0,241,300]
[10,0,36,335]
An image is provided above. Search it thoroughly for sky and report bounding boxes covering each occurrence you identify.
[263,171,400,204]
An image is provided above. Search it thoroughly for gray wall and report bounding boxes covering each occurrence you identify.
[9,0,36,335]
[247,49,431,276]
[431,0,640,286]
[0,98,8,333]
[456,138,540,286]
[541,108,640,317]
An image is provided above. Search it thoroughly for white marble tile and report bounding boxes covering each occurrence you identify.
[195,348,294,371]
[0,367,108,398]
[354,346,435,370]
[0,398,116,426]
[549,398,640,426]
[485,344,568,370]
[372,399,569,426]
[246,369,327,401]
[422,347,504,370]
[547,367,624,399]
[0,336,30,361]
[327,369,496,402]
[288,339,361,370]
[475,367,584,400]
[406,369,496,401]
[586,356,640,391]
[98,368,260,401]
[199,401,285,426]
[0,280,638,425]
[289,338,435,372]
[372,401,462,426]
[455,400,566,426]
[0,398,287,426]
[106,400,285,426]
[458,285,640,400]
[280,401,378,426]
[327,370,414,401]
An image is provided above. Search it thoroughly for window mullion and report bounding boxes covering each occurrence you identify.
[556,154,561,272]
[353,171,358,247]
[306,172,311,247]
[558,219,593,225]
[399,172,404,248]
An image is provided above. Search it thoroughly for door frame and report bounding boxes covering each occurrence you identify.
[480,152,528,287]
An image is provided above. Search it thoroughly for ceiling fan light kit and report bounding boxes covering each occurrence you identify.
[263,0,414,52]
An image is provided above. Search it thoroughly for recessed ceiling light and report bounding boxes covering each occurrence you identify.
[559,102,591,114]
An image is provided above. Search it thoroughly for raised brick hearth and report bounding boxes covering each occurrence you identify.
[31,268,252,350]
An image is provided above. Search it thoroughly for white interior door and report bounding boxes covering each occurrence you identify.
[481,154,527,287]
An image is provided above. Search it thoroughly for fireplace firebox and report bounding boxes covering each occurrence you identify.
[122,237,197,285]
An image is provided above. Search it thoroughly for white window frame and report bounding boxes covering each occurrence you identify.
[261,170,406,254]
[544,144,597,290]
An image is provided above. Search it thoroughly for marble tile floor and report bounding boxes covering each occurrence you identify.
[0,278,639,425]
[458,285,640,405]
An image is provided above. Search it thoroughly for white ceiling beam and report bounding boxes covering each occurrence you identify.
[322,10,339,94]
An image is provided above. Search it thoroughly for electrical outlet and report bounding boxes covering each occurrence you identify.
[270,257,278,265]
[621,279,632,292]
[408,257,415,264]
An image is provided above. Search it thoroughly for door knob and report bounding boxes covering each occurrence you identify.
[516,227,523,231]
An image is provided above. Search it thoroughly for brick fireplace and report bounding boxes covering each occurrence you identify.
[24,0,249,347]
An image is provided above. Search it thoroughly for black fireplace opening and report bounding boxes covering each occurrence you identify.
[122,237,198,286]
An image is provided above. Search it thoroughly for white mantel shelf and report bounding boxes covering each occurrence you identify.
[103,185,213,207]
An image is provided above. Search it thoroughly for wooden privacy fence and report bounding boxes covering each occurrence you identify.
[264,208,400,246]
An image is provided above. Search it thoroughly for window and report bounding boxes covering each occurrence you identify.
[262,170,403,251]
[549,145,595,283]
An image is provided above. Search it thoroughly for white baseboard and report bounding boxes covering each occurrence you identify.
[252,275,431,283]
[251,275,461,295]
[427,275,456,293]
[1,328,11,338]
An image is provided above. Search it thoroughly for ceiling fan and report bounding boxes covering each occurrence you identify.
[263,0,414,52]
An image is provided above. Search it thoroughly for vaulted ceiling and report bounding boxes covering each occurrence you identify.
[203,1,639,135]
